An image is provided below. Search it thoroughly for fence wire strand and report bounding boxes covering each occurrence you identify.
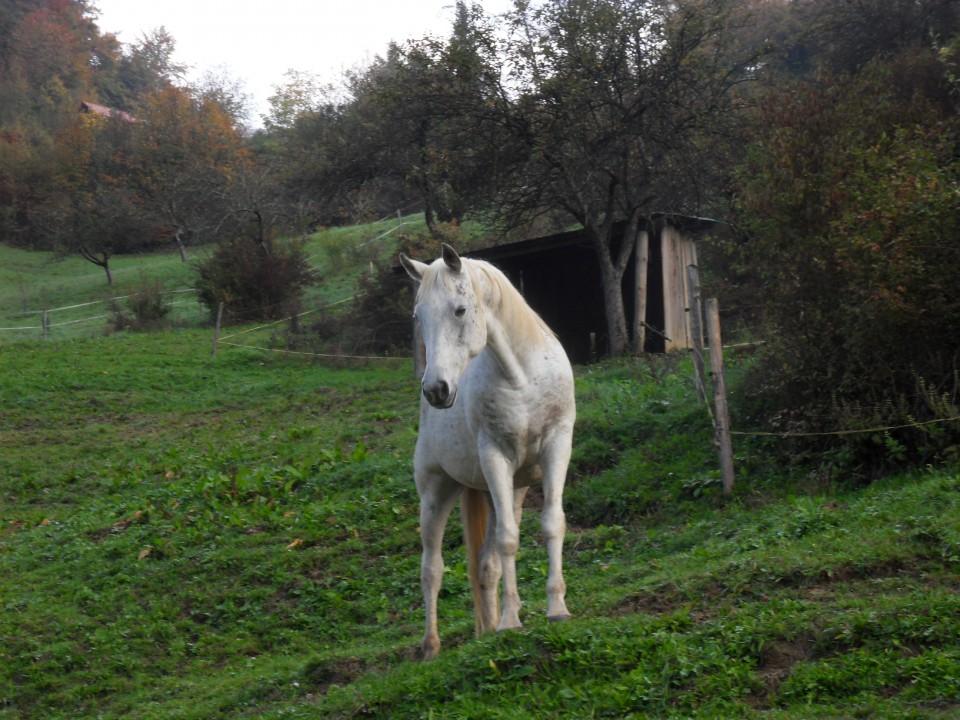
[219,340,408,362]
[214,295,412,362]
[731,415,960,439]
[217,296,356,342]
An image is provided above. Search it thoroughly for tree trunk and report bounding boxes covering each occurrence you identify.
[424,201,437,237]
[597,254,629,355]
[588,213,639,356]
[175,228,188,262]
[78,246,114,286]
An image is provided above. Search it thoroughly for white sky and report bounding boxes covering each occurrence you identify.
[93,0,513,127]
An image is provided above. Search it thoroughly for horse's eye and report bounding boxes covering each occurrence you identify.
[455,306,467,318]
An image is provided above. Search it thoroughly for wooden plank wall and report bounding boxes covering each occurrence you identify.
[660,225,698,351]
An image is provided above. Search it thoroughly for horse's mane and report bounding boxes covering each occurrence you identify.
[465,259,554,347]
[417,256,554,347]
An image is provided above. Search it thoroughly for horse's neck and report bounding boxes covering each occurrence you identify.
[473,262,544,389]
[484,315,528,389]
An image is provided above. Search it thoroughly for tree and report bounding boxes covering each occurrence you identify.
[386,1,505,231]
[42,109,146,284]
[31,79,249,280]
[0,0,101,248]
[485,0,756,354]
[194,233,315,323]
[261,0,755,354]
[193,65,252,129]
[214,154,290,251]
[194,160,315,323]
[777,0,960,77]
[1,0,101,133]
[133,84,250,260]
[729,39,960,465]
[263,69,327,133]
[6,4,94,94]
[0,2,197,260]
[268,2,504,233]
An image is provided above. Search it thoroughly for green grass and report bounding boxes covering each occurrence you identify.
[2,328,959,719]
[2,228,958,718]
[0,244,202,342]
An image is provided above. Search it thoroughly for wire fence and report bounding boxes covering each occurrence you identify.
[0,288,205,343]
[0,206,427,346]
[212,295,411,363]
[0,280,412,369]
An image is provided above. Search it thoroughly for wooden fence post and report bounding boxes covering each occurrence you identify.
[686,264,706,403]
[211,302,224,357]
[706,298,735,494]
[42,310,49,341]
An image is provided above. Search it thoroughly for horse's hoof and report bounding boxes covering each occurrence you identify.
[547,613,572,623]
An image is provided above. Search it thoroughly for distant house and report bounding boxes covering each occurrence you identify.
[80,101,137,123]
[463,215,717,363]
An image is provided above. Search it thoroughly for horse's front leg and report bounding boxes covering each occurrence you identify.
[475,493,501,633]
[474,486,527,633]
[540,430,573,622]
[479,447,524,632]
[417,469,462,660]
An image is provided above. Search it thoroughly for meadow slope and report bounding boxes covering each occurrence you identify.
[1,331,958,719]
[0,214,430,344]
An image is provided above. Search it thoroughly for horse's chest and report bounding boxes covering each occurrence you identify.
[419,387,556,488]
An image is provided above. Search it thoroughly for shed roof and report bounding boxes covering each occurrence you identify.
[464,213,717,264]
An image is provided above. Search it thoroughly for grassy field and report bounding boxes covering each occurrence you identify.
[1,325,958,719]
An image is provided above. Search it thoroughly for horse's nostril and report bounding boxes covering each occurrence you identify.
[423,381,452,407]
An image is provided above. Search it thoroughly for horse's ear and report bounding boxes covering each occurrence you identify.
[399,253,427,281]
[441,243,462,273]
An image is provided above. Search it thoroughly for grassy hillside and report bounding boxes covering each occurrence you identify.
[1,330,958,719]
[0,214,433,344]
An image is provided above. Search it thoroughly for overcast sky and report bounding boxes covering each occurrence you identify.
[94,0,513,126]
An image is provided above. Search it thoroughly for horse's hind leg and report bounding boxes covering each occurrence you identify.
[417,469,462,660]
[540,432,573,622]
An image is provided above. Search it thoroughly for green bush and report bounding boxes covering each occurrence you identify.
[109,279,171,332]
[194,236,315,323]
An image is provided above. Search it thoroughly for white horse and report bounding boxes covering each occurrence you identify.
[399,243,576,660]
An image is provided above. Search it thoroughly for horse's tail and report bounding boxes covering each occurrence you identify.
[461,486,490,637]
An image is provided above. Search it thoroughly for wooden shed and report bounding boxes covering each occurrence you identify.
[464,215,715,363]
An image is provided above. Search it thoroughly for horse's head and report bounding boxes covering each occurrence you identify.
[400,243,487,409]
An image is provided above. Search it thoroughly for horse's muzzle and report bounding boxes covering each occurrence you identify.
[423,380,456,409]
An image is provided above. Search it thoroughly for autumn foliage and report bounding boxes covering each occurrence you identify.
[0,0,251,283]
[728,45,960,466]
